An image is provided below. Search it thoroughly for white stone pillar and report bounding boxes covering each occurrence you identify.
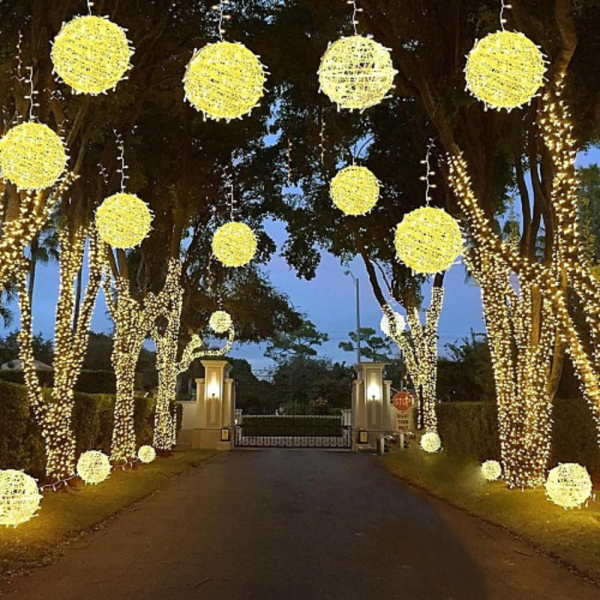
[354,362,389,447]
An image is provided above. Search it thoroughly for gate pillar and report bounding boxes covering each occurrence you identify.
[191,359,234,450]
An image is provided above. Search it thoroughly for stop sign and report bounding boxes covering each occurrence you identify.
[392,391,414,411]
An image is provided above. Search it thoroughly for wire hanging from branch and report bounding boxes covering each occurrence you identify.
[420,140,437,206]
[213,0,232,42]
[500,0,512,31]
[347,0,362,36]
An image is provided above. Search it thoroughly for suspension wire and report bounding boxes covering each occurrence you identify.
[421,139,437,206]
[347,0,361,36]
[500,0,512,31]
[87,0,94,15]
[114,131,129,192]
[25,66,39,121]
[213,0,231,42]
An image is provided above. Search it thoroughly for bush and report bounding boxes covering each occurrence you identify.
[74,370,117,394]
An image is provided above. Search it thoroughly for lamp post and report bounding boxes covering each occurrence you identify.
[344,269,361,366]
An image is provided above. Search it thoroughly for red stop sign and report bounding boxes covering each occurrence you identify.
[393,391,414,412]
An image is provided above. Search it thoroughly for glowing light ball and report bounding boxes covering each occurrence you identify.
[138,445,156,464]
[380,311,406,338]
[545,463,592,509]
[465,31,546,111]
[395,207,462,274]
[330,166,380,215]
[0,470,42,527]
[481,460,502,481]
[0,122,67,190]
[95,193,153,249]
[184,41,266,121]
[210,310,233,333]
[212,222,257,268]
[318,35,396,110]
[51,15,133,95]
[77,450,111,485]
[420,432,442,453]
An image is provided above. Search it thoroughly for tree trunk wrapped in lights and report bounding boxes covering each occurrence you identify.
[17,225,106,482]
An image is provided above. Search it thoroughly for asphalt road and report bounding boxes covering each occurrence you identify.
[4,450,600,600]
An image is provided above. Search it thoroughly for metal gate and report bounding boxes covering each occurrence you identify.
[234,415,352,449]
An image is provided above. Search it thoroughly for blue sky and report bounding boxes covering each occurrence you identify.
[2,147,599,373]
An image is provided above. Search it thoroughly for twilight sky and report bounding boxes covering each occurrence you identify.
[2,147,598,373]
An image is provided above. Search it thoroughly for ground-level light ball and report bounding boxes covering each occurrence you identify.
[0,470,42,527]
[545,463,592,509]
[420,432,442,453]
[138,445,156,464]
[481,460,502,481]
[77,450,111,485]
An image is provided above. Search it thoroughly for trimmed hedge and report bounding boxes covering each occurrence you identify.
[436,399,600,474]
[0,380,182,479]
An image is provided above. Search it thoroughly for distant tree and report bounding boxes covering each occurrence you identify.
[265,320,329,364]
[338,327,393,363]
[579,164,600,273]
[0,330,53,366]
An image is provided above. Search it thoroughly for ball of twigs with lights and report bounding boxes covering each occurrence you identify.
[380,311,406,338]
[77,450,111,485]
[465,31,546,111]
[545,463,592,509]
[138,445,156,464]
[318,35,396,110]
[184,41,266,121]
[395,207,462,274]
[0,122,67,190]
[52,15,134,95]
[330,166,380,216]
[0,470,42,527]
[420,432,442,453]
[95,193,153,249]
[210,310,233,334]
[481,460,502,482]
[212,222,257,268]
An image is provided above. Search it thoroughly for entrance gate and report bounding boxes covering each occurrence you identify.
[234,415,352,449]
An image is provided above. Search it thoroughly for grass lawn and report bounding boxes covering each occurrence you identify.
[384,447,600,582]
[0,449,216,580]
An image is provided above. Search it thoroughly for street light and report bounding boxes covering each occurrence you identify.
[344,269,361,365]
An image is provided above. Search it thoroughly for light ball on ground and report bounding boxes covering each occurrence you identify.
[212,222,257,268]
[318,35,396,110]
[395,207,462,274]
[184,41,266,121]
[138,445,156,464]
[330,166,380,215]
[0,122,67,190]
[545,463,592,509]
[51,15,133,95]
[0,470,42,527]
[77,450,111,485]
[210,310,233,334]
[481,460,502,481]
[95,193,153,249]
[420,432,442,453]
[380,311,406,338]
[465,31,546,111]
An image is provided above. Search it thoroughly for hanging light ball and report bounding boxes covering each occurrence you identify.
[318,35,396,111]
[210,310,233,334]
[481,460,503,481]
[330,166,380,216]
[184,41,266,122]
[380,311,406,338]
[212,222,257,268]
[545,463,592,509]
[0,470,42,527]
[138,445,156,464]
[51,15,134,95]
[0,122,67,190]
[95,193,153,249]
[395,207,462,274]
[465,31,546,111]
[420,432,442,453]
[77,450,111,485]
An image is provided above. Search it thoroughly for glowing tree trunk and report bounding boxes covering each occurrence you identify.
[17,226,105,482]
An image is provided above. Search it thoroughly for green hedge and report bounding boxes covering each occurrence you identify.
[436,399,600,474]
[0,380,181,478]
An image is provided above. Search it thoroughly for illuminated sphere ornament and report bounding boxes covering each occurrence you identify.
[0,470,42,527]
[465,31,546,111]
[0,122,67,190]
[395,207,462,274]
[545,463,592,509]
[481,460,502,481]
[96,193,153,249]
[420,432,442,453]
[77,450,111,485]
[330,166,380,216]
[318,36,396,110]
[210,310,233,334]
[380,311,406,338]
[51,15,133,95]
[184,42,266,121]
[212,222,257,268]
[138,445,156,464]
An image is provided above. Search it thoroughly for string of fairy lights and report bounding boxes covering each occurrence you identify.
[1,0,598,525]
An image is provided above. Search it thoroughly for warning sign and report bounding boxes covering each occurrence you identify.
[392,391,414,412]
